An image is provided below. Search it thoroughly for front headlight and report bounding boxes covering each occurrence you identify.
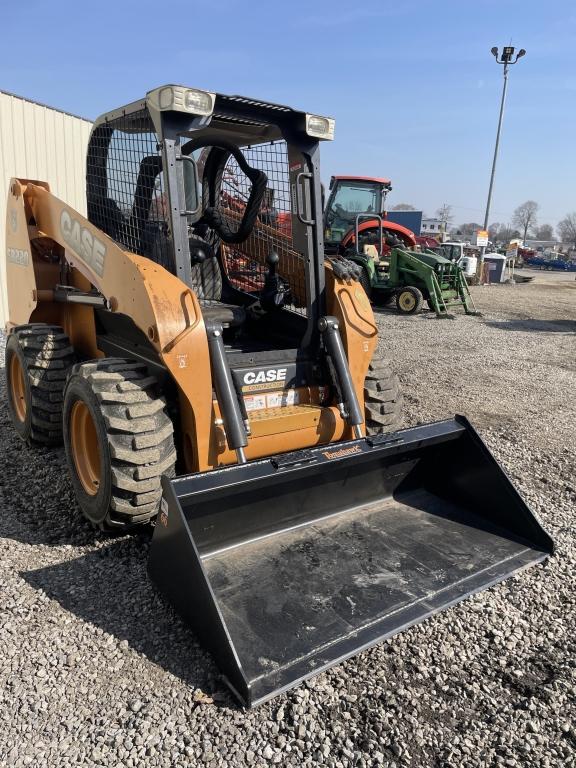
[147,85,216,116]
[305,113,335,140]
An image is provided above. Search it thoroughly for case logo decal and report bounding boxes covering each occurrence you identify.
[60,209,106,276]
[7,248,29,266]
[243,368,287,385]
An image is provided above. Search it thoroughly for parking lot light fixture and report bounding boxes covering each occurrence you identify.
[479,46,526,274]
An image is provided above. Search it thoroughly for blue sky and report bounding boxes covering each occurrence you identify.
[2,0,574,230]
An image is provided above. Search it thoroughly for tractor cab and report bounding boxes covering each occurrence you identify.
[324,175,391,253]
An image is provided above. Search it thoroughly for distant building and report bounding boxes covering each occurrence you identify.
[420,217,448,240]
[386,210,422,235]
[524,239,559,251]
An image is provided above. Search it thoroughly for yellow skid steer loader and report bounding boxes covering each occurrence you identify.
[4,85,553,707]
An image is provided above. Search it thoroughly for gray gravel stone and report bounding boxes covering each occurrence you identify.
[0,274,575,767]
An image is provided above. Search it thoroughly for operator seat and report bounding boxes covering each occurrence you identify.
[132,155,245,329]
[189,238,246,328]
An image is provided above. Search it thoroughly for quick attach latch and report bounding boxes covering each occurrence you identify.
[365,433,404,448]
[270,449,318,470]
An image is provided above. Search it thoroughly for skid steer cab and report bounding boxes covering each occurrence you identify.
[5,84,553,707]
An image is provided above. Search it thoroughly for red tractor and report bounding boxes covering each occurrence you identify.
[323,175,416,256]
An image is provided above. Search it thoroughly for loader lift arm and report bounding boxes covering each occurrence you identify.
[6,177,215,473]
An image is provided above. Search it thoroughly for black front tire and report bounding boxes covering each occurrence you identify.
[5,324,75,445]
[62,358,176,532]
[364,354,403,434]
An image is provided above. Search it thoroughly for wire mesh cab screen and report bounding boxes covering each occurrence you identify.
[86,109,173,271]
[211,139,308,312]
[87,100,315,317]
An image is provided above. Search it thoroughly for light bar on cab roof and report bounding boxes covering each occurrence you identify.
[147,85,216,117]
[305,113,335,141]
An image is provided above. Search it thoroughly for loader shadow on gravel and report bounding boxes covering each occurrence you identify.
[484,318,576,334]
[19,542,228,701]
[0,361,230,703]
[371,305,440,319]
[0,445,94,547]
[0,368,101,548]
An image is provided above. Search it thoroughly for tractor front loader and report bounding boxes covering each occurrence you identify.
[5,85,552,707]
[355,245,479,318]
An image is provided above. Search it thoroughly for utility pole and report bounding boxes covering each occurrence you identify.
[479,46,526,278]
[437,203,451,243]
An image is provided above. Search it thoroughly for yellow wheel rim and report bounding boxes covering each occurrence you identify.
[399,292,416,311]
[70,401,101,496]
[10,354,27,422]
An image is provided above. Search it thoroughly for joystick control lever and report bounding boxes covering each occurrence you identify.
[260,251,290,311]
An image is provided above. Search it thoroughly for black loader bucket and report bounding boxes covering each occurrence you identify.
[148,416,553,707]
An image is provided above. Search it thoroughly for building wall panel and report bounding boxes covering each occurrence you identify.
[0,91,92,324]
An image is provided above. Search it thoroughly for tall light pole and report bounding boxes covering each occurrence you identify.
[479,46,526,275]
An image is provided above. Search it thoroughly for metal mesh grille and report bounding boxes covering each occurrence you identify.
[217,140,307,312]
[86,110,173,271]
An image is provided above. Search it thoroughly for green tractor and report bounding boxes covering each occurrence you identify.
[323,176,477,318]
[353,243,478,318]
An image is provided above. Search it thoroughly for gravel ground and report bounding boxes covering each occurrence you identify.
[0,270,574,767]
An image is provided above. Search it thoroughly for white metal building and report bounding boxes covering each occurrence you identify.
[420,217,445,237]
[0,90,92,325]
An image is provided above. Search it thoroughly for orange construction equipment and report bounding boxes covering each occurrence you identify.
[5,85,552,707]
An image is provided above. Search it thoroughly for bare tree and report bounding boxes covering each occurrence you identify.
[499,224,521,242]
[558,213,576,248]
[488,222,502,241]
[436,204,453,225]
[391,203,416,211]
[512,201,538,243]
[436,204,453,240]
[534,224,554,241]
[456,222,482,237]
